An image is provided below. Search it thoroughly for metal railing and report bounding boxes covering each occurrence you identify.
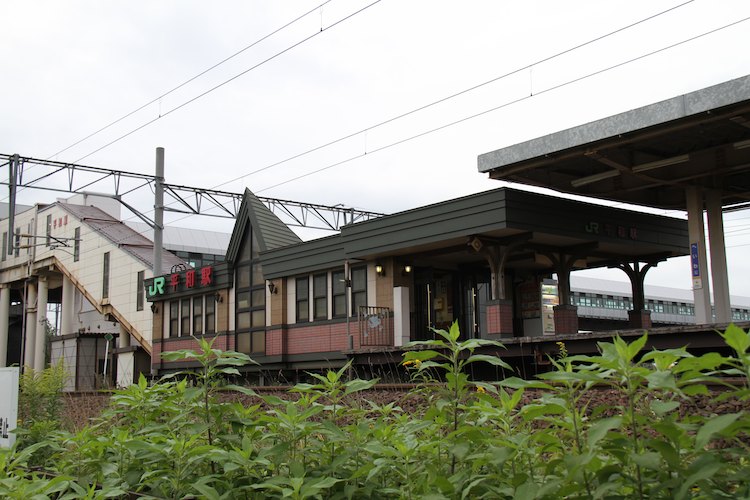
[358,306,392,346]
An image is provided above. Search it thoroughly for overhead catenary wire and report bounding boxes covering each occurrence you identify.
[254,13,750,194]
[6,3,750,244]
[71,0,383,164]
[158,12,750,231]
[44,0,334,161]
[0,0,698,206]
[204,0,697,191]
[89,0,704,228]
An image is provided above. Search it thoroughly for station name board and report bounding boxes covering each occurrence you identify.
[147,265,213,298]
[585,222,637,240]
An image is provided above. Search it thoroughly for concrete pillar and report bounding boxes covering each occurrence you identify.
[61,276,76,336]
[23,281,37,369]
[685,187,712,324]
[706,190,731,323]
[0,285,9,367]
[393,286,410,346]
[34,277,48,371]
[116,324,134,388]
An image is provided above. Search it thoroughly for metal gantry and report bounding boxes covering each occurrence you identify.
[0,154,384,231]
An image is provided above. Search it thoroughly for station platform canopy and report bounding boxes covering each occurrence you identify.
[477,75,750,212]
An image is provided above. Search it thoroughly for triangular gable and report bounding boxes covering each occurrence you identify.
[225,188,301,264]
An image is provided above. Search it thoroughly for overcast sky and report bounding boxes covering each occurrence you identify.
[3,0,750,300]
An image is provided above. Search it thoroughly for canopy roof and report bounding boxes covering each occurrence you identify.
[261,187,688,278]
[477,75,750,211]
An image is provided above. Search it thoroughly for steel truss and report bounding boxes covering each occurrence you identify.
[1,154,384,231]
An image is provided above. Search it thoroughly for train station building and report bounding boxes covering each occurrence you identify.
[3,75,750,384]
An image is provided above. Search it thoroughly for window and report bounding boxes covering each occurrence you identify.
[313,273,327,320]
[235,229,265,354]
[169,301,179,338]
[205,297,215,334]
[102,252,110,299]
[332,269,346,317]
[73,227,80,262]
[136,271,145,311]
[237,331,265,354]
[296,277,309,322]
[1,232,6,262]
[26,223,31,255]
[46,215,52,246]
[14,228,20,257]
[181,298,191,336]
[193,296,203,335]
[351,267,367,315]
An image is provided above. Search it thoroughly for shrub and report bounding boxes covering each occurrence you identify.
[1,323,749,498]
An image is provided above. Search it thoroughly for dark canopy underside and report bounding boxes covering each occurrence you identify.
[478,75,750,211]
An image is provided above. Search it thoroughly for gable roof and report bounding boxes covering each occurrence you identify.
[59,203,186,271]
[225,188,301,263]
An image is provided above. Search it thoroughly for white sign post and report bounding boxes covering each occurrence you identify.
[0,367,20,448]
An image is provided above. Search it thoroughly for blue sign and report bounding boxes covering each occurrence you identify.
[690,242,700,277]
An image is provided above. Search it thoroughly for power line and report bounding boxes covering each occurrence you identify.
[255,13,750,194]
[45,0,333,161]
[2,0,695,209]
[72,0,383,164]
[117,0,698,227]
[208,0,696,191]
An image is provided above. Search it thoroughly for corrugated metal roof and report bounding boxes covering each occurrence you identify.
[126,221,230,255]
[60,203,186,271]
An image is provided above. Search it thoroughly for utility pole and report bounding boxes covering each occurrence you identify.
[153,148,165,276]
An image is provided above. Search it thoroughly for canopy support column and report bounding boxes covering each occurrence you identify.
[686,187,712,324]
[706,190,731,323]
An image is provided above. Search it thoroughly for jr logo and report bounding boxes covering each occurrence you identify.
[148,276,165,297]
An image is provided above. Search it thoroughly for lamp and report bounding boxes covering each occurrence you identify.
[631,154,690,173]
[215,292,223,303]
[375,264,385,276]
[402,264,412,275]
[267,281,278,294]
[571,169,620,188]
[150,303,158,313]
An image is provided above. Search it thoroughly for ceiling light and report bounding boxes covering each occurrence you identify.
[571,169,620,188]
[733,138,750,150]
[631,154,690,173]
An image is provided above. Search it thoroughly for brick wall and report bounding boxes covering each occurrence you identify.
[628,309,652,329]
[285,321,357,355]
[553,305,579,335]
[486,300,513,335]
[266,328,285,356]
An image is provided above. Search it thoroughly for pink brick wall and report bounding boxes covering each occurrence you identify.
[486,301,513,335]
[286,322,358,355]
[153,321,363,369]
[266,329,285,356]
